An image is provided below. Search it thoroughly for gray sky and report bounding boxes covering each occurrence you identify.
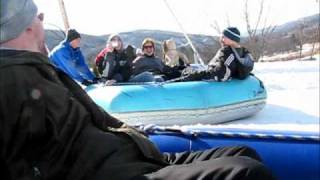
[34,0,319,36]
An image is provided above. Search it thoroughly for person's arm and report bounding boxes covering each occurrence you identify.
[95,48,108,75]
[208,48,224,66]
[75,51,95,81]
[49,49,86,82]
[0,65,97,178]
[178,52,190,65]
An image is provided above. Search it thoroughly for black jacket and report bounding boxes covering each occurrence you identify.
[0,50,166,180]
[132,55,182,79]
[209,46,253,80]
[96,45,136,82]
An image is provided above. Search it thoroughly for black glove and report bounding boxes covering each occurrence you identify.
[81,79,94,86]
[92,77,101,84]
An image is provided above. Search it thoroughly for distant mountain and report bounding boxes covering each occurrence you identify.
[45,13,319,65]
[274,14,319,34]
[46,29,220,65]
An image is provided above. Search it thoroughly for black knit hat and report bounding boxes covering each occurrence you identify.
[223,27,241,43]
[66,29,81,42]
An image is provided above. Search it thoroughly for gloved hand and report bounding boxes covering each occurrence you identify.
[92,77,101,84]
[81,79,94,86]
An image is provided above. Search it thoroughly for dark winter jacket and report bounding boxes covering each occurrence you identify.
[184,46,254,82]
[95,46,135,82]
[209,46,254,80]
[131,55,164,76]
[0,49,166,180]
[49,40,95,82]
[132,55,182,79]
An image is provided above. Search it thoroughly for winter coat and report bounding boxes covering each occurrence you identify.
[95,46,135,82]
[49,40,95,82]
[131,54,182,79]
[208,46,254,81]
[0,49,167,180]
[131,55,165,76]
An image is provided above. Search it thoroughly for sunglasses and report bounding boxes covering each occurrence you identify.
[143,45,154,49]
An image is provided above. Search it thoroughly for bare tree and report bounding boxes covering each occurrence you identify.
[310,0,320,59]
[295,19,308,60]
[243,0,276,61]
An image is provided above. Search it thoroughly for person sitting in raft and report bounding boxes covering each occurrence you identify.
[162,39,189,68]
[94,34,136,84]
[183,27,255,82]
[130,38,183,82]
[49,29,97,86]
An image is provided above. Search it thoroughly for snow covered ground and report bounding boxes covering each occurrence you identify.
[222,57,320,132]
[181,56,319,132]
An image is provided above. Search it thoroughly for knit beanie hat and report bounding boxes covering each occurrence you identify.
[66,29,81,42]
[223,27,241,43]
[0,0,38,43]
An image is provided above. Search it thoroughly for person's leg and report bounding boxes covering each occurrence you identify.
[153,75,164,82]
[138,156,275,180]
[163,146,262,164]
[129,72,156,82]
[112,73,123,82]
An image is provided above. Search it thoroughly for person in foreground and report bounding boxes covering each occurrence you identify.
[0,0,276,180]
[49,28,97,86]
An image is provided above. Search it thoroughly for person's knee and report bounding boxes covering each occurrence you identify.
[227,156,276,180]
[232,145,262,162]
[239,157,276,180]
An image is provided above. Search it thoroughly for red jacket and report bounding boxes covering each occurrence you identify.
[95,47,112,64]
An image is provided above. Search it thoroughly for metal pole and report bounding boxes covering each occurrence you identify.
[57,0,70,31]
[162,0,205,65]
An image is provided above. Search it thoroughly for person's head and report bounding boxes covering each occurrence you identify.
[141,38,155,57]
[162,39,177,53]
[0,0,47,55]
[66,29,81,48]
[220,27,241,47]
[107,34,123,51]
[162,39,179,66]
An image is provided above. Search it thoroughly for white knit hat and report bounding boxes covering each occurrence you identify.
[0,0,38,43]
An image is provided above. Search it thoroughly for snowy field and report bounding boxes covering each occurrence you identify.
[221,57,320,132]
[180,56,319,132]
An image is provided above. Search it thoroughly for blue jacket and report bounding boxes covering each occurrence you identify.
[49,40,95,82]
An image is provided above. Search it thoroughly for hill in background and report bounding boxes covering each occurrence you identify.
[45,13,319,66]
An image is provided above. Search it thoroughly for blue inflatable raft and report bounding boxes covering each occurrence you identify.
[145,125,320,180]
[86,75,267,125]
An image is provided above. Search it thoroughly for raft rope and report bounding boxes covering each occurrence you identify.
[137,125,320,142]
[162,0,205,65]
[94,75,195,87]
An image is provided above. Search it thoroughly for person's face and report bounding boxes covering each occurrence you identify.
[70,38,81,48]
[220,35,237,47]
[29,13,48,55]
[142,43,154,56]
[110,37,122,51]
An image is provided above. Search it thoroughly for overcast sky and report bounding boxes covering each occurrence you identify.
[34,0,319,36]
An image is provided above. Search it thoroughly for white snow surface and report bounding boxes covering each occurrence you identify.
[183,57,320,133]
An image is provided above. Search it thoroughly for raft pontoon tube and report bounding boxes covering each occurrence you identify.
[86,75,266,125]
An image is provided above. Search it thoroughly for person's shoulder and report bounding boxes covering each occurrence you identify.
[241,47,250,54]
[221,46,233,52]
[218,46,233,57]
[51,41,69,53]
